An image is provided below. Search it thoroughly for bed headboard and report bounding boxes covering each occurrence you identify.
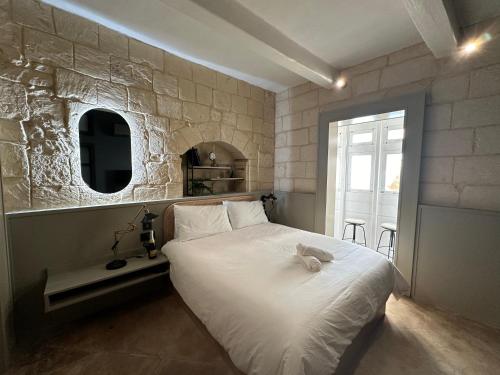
[163,194,257,242]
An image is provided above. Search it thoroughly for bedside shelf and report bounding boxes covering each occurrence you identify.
[44,255,169,312]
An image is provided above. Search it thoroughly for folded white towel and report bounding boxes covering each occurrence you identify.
[297,255,322,272]
[296,243,334,262]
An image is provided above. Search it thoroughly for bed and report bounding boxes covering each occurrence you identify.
[161,195,408,375]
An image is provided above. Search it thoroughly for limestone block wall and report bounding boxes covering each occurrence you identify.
[0,0,275,212]
[275,17,500,212]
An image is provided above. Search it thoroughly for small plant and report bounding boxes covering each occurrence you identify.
[191,180,214,196]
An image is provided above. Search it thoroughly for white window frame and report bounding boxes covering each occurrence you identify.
[382,118,404,144]
[380,151,403,194]
[348,128,375,146]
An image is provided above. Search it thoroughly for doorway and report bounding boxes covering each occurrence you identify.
[315,92,425,289]
[327,111,404,261]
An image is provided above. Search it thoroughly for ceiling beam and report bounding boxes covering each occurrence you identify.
[164,0,337,88]
[403,0,462,58]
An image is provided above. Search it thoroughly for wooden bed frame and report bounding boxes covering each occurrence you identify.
[163,194,386,374]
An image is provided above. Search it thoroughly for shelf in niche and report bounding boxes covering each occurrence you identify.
[192,166,232,170]
[195,177,245,182]
[206,177,245,182]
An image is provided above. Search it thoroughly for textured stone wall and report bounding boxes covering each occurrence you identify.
[275,18,500,212]
[0,0,275,212]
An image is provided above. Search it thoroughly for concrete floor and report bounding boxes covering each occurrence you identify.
[7,289,500,374]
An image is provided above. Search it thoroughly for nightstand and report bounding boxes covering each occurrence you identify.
[44,254,169,312]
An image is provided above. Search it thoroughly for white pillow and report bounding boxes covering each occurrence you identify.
[223,200,268,229]
[174,204,232,241]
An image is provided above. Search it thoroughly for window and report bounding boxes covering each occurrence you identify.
[350,154,372,190]
[384,153,402,192]
[388,128,404,140]
[351,131,373,144]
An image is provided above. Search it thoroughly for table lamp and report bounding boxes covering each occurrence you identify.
[107,205,158,270]
[261,193,277,220]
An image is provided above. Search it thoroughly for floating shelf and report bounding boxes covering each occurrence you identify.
[195,177,245,182]
[44,255,169,312]
[208,177,245,181]
[192,166,232,170]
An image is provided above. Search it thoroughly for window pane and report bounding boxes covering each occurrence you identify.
[351,115,375,124]
[352,132,372,144]
[388,128,404,140]
[388,110,405,119]
[385,153,402,192]
[350,154,372,190]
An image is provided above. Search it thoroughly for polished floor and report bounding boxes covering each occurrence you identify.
[7,288,500,374]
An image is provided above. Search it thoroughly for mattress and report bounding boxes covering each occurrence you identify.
[162,223,408,375]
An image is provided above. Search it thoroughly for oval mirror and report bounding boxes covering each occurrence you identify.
[78,109,132,194]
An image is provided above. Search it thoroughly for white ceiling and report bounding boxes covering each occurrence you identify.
[42,0,498,92]
[454,0,500,27]
[235,0,422,68]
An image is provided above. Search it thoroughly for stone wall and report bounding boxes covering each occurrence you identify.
[275,18,500,212]
[0,0,275,212]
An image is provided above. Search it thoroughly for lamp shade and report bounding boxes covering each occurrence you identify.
[141,212,158,223]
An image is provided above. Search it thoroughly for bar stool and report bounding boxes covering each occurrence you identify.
[376,222,397,261]
[342,218,367,246]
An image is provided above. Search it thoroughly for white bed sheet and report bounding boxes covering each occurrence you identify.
[162,223,408,375]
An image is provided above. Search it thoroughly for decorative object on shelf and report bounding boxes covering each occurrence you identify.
[108,205,158,270]
[186,147,201,166]
[209,151,217,167]
[261,193,277,220]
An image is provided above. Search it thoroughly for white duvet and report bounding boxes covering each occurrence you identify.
[162,223,408,375]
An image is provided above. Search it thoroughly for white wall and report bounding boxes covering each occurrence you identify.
[414,205,500,329]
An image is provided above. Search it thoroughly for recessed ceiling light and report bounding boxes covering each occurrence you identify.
[335,77,347,89]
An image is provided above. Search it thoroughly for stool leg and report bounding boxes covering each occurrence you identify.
[388,230,395,261]
[376,230,388,255]
[342,223,350,240]
[387,231,392,260]
[352,224,357,244]
[360,225,367,247]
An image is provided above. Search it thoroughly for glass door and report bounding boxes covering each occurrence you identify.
[334,120,380,246]
[374,118,403,256]
[332,111,405,256]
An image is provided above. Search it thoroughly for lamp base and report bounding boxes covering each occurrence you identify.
[106,258,127,270]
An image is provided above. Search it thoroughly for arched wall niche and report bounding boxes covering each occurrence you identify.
[181,141,250,196]
[169,122,265,196]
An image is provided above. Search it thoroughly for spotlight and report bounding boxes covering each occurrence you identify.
[462,41,478,54]
[461,33,492,55]
[335,77,346,89]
